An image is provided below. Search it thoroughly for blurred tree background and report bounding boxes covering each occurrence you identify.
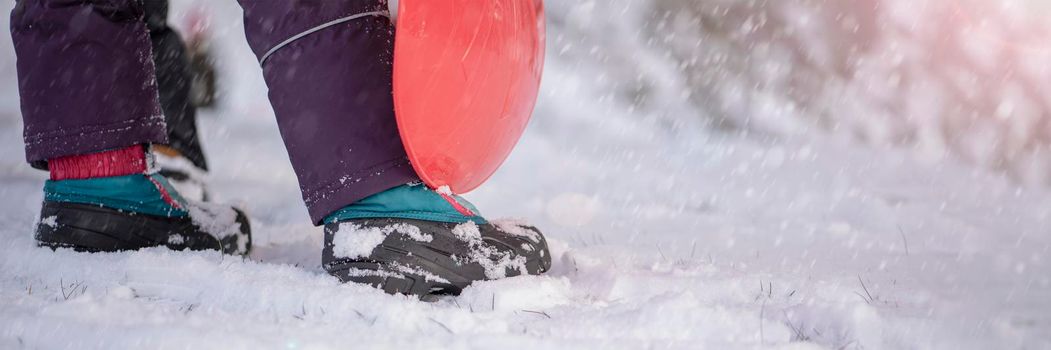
[549,0,1051,185]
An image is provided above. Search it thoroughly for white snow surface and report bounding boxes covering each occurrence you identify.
[0,0,1049,349]
[452,222,529,280]
[490,218,543,244]
[331,222,430,259]
[184,201,242,240]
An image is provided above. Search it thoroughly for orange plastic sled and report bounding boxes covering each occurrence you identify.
[392,0,546,194]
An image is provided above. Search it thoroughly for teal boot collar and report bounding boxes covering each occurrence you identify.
[324,183,487,225]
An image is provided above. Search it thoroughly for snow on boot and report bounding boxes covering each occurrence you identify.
[154,146,210,202]
[34,146,251,255]
[323,218,550,296]
[321,184,551,296]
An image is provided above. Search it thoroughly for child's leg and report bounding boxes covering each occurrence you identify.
[12,0,249,254]
[239,0,419,224]
[12,0,167,168]
[238,0,550,296]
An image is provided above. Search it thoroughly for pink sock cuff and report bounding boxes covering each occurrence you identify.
[49,145,148,180]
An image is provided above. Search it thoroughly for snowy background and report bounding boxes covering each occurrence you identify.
[2,0,1050,349]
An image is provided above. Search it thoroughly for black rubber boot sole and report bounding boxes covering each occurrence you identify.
[323,218,551,297]
[36,201,251,255]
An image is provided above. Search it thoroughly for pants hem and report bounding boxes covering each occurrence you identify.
[24,114,168,163]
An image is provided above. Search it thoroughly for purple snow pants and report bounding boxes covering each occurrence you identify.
[11,0,419,224]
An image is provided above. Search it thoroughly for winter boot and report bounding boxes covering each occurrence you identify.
[322,183,551,297]
[35,145,251,255]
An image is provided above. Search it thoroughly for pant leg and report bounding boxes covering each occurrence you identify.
[143,0,208,170]
[11,0,166,169]
[239,0,419,224]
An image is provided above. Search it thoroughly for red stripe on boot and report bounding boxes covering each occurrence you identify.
[146,174,184,210]
[439,192,477,217]
[49,145,147,180]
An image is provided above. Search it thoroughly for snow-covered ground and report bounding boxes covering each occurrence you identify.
[1,1,1049,349]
